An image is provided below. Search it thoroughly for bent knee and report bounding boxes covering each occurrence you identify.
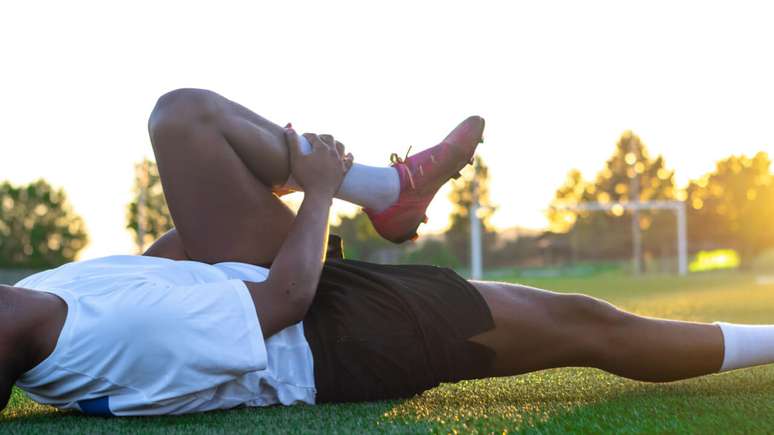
[148,88,223,141]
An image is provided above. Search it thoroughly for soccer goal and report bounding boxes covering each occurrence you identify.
[468,199,688,279]
[551,200,688,276]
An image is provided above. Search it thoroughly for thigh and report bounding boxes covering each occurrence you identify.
[142,229,189,260]
[468,281,597,377]
[149,96,295,265]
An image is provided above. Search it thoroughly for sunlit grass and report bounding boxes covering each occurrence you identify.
[383,366,774,433]
[3,271,774,433]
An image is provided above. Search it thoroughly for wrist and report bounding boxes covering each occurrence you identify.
[303,189,335,205]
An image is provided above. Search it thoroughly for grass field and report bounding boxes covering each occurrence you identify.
[3,271,774,434]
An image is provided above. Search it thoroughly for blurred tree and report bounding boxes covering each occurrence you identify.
[445,156,498,266]
[686,151,774,265]
[329,211,394,261]
[401,238,460,268]
[548,169,588,233]
[548,131,677,267]
[0,179,88,268]
[487,230,544,268]
[126,158,173,253]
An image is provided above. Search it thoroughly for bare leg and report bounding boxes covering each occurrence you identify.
[147,89,297,264]
[146,88,407,263]
[469,281,724,382]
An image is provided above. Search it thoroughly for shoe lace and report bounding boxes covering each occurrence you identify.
[389,146,417,190]
[389,146,412,165]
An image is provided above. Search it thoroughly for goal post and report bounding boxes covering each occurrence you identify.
[554,200,688,276]
[470,162,483,280]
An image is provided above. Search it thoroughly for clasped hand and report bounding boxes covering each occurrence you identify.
[284,129,354,198]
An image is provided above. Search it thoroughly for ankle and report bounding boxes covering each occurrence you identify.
[364,167,400,212]
[337,165,400,213]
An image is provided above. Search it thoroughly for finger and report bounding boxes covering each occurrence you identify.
[303,133,327,150]
[344,153,354,171]
[320,134,341,157]
[284,122,292,128]
[285,128,301,160]
[335,140,345,158]
[319,134,334,147]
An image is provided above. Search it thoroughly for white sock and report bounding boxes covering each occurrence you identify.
[715,322,774,372]
[336,164,400,212]
[286,133,400,212]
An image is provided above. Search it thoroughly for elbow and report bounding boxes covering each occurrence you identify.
[287,302,310,325]
[287,290,314,324]
[278,281,315,324]
[263,267,319,327]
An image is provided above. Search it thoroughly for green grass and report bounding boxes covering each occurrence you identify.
[3,271,774,433]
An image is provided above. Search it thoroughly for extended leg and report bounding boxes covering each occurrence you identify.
[469,281,724,382]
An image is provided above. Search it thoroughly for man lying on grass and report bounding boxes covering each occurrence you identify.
[1,89,772,416]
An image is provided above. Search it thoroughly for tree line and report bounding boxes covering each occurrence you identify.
[329,135,773,271]
[0,180,87,268]
[547,132,773,269]
[0,134,771,270]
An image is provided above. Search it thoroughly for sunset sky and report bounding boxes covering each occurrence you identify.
[1,1,772,259]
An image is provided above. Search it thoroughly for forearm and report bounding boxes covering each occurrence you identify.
[265,192,332,313]
[245,128,350,338]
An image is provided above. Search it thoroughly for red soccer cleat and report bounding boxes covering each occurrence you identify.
[364,116,485,243]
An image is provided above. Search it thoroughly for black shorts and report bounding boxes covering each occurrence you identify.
[303,258,496,403]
